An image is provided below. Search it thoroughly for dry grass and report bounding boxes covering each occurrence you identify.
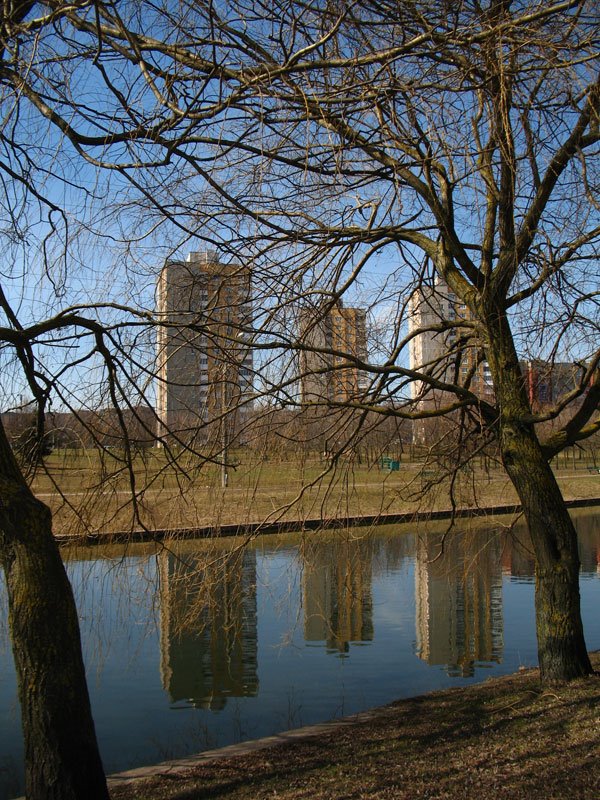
[31,449,600,535]
[110,653,600,800]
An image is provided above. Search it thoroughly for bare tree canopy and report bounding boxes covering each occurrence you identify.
[0,0,599,797]
[2,0,598,414]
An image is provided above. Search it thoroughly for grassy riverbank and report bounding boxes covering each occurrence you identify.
[31,447,600,535]
[110,652,600,800]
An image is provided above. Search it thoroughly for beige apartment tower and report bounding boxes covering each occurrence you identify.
[156,251,253,439]
[408,279,494,405]
[300,300,367,403]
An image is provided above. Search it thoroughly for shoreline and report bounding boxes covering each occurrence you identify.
[108,653,600,800]
[56,495,600,547]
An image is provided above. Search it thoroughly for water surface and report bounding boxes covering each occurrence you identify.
[0,511,598,798]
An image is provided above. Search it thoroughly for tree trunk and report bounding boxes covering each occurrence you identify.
[484,310,592,683]
[0,421,108,800]
[502,436,592,682]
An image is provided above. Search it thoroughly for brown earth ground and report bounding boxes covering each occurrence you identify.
[110,652,600,800]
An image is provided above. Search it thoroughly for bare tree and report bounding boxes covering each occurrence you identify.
[0,0,599,797]
[27,0,592,682]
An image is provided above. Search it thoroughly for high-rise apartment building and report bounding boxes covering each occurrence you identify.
[520,359,587,408]
[407,279,494,405]
[156,251,253,438]
[408,280,585,413]
[299,300,367,403]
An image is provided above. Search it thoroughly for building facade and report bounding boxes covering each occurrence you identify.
[299,300,367,404]
[408,280,588,410]
[520,359,587,408]
[156,251,253,439]
[407,279,494,406]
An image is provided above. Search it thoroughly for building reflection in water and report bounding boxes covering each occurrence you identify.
[301,535,374,653]
[501,512,600,578]
[574,513,600,576]
[156,513,595,702]
[415,528,504,676]
[159,547,258,710]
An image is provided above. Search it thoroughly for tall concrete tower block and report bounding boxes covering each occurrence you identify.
[299,300,367,403]
[156,251,253,439]
[407,279,493,404]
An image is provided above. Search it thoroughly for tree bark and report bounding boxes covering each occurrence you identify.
[0,421,108,800]
[502,435,592,681]
[484,310,592,683]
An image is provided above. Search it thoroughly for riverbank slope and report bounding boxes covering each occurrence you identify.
[109,652,600,800]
